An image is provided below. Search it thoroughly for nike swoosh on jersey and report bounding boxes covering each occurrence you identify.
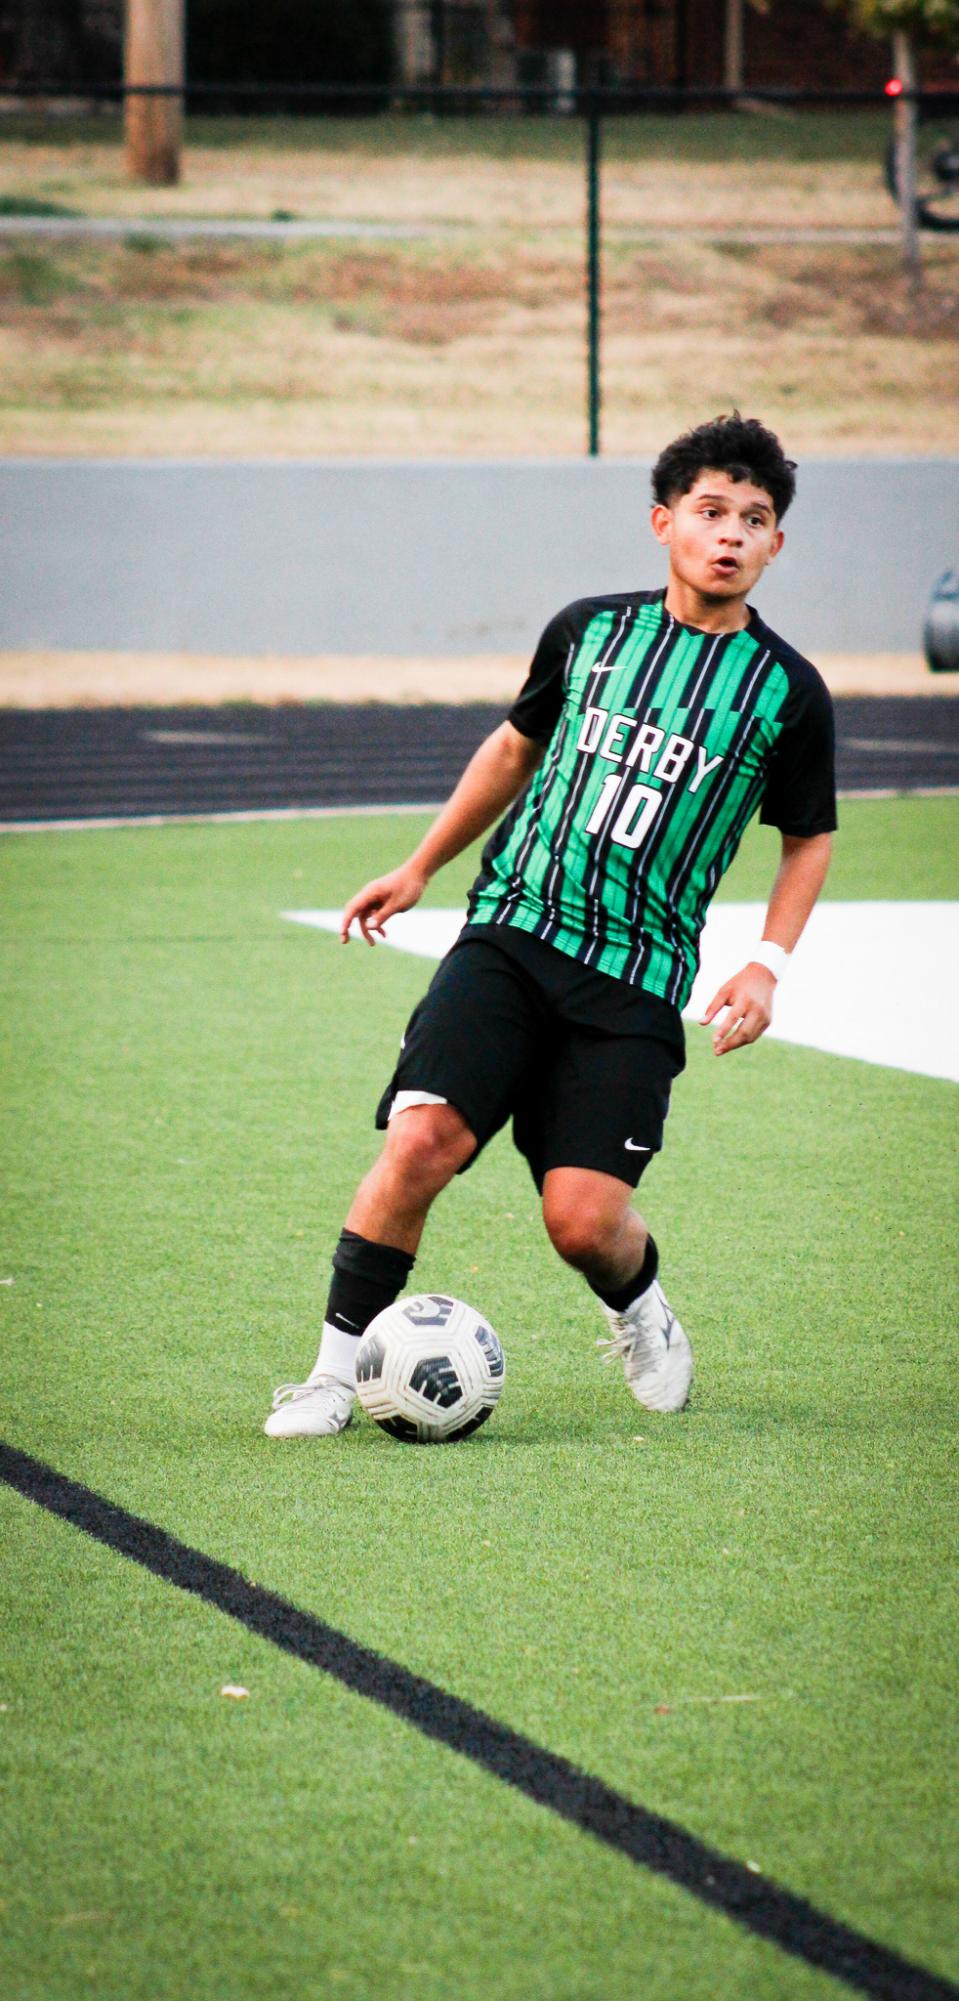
[624,1139,651,1152]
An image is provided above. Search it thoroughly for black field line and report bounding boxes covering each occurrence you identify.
[2,1441,956,2001]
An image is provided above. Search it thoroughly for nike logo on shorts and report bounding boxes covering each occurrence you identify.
[624,1139,651,1152]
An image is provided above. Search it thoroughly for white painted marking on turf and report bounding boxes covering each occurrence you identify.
[283,903,959,1085]
[283,907,464,961]
[690,902,958,1085]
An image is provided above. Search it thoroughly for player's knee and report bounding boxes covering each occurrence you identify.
[541,1184,623,1269]
[384,1103,475,1192]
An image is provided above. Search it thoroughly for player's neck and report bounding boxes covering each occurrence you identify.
[663,577,750,635]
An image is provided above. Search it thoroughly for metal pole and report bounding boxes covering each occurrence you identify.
[892,31,920,276]
[586,101,601,458]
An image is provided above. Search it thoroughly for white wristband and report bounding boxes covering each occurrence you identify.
[752,940,789,981]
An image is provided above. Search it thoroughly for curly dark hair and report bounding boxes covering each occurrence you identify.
[652,413,797,521]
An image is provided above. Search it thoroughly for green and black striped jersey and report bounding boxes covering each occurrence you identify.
[467,589,836,1008]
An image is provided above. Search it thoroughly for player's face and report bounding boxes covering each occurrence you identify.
[651,471,783,610]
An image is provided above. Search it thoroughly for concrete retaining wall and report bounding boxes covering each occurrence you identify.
[3,458,956,656]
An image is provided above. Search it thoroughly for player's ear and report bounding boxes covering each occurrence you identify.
[764,527,785,567]
[650,503,672,548]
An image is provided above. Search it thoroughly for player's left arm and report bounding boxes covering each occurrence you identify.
[701,831,833,1056]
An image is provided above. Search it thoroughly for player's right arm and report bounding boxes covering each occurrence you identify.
[341,721,544,945]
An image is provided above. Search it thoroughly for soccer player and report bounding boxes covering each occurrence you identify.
[265,413,835,1437]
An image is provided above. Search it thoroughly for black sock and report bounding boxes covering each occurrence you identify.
[325,1228,415,1337]
[590,1233,659,1312]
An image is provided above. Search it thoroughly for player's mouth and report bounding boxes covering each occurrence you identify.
[709,556,741,580]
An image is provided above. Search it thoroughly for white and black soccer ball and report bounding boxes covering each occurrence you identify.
[354,1294,505,1443]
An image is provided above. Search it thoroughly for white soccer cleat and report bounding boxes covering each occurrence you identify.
[596,1279,693,1413]
[263,1374,356,1438]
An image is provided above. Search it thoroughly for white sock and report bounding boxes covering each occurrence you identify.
[308,1322,360,1390]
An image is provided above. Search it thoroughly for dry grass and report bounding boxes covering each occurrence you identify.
[1,112,958,456]
[0,111,899,226]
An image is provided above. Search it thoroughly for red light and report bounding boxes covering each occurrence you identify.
[885,78,904,96]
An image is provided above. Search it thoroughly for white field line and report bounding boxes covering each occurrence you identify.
[283,903,959,1086]
[0,802,442,835]
[1,786,957,835]
[839,786,959,801]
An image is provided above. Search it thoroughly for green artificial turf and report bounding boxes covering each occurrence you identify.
[1,795,957,2001]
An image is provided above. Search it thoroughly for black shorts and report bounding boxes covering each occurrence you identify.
[375,924,685,1191]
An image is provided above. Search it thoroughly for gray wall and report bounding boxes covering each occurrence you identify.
[2,458,956,656]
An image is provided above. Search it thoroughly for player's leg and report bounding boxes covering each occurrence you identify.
[518,1026,692,1413]
[540,1165,650,1293]
[264,1102,476,1437]
[540,1165,691,1412]
[346,1099,478,1253]
[264,933,545,1438]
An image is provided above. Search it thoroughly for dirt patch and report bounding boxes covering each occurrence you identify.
[2,650,954,710]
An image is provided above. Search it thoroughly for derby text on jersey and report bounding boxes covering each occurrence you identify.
[467,590,836,1008]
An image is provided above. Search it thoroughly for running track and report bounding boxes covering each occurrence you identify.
[0,696,956,826]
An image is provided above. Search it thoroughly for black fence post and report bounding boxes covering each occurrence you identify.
[585,98,602,458]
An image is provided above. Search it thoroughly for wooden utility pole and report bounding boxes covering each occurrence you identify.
[891,30,921,275]
[124,0,184,187]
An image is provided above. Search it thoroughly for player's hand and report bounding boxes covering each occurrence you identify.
[700,962,777,1056]
[340,863,428,945]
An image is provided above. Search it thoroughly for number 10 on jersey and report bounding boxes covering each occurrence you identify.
[585,776,663,851]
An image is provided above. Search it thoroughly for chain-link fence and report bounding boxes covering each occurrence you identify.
[1,86,958,457]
